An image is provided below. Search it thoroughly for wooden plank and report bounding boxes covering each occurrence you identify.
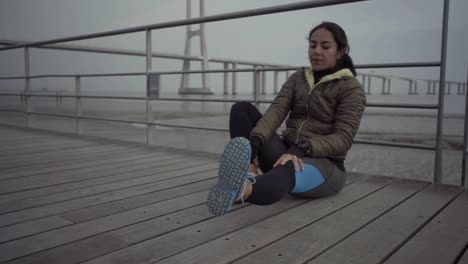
[0,152,179,194]
[16,176,361,264]
[384,191,468,264]
[0,153,177,200]
[0,140,87,153]
[0,146,147,176]
[0,145,131,170]
[459,249,468,264]
[0,215,73,244]
[0,161,218,227]
[0,177,216,245]
[0,142,99,158]
[0,143,134,167]
[0,188,216,263]
[0,156,212,213]
[0,142,116,163]
[58,168,218,222]
[0,149,161,180]
[85,176,395,264]
[233,179,429,264]
[307,184,463,264]
[0,137,77,148]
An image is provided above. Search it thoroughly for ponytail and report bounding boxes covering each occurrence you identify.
[338,54,357,76]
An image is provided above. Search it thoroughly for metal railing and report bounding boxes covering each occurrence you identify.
[463,67,468,188]
[0,0,460,185]
[2,39,465,96]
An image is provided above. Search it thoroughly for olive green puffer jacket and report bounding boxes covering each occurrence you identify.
[250,67,366,158]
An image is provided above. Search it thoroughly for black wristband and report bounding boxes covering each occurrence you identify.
[286,139,311,158]
[285,145,305,158]
[296,139,312,156]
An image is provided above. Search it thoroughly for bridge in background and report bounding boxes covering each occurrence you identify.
[1,39,466,97]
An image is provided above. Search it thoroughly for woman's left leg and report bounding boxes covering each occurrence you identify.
[289,158,346,198]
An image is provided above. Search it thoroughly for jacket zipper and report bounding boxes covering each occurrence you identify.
[295,103,310,144]
[295,79,325,144]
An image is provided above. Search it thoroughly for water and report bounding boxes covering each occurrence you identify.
[0,91,466,186]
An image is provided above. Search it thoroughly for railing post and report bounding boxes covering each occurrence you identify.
[261,66,266,96]
[24,47,30,127]
[434,0,450,184]
[387,78,391,94]
[145,29,153,145]
[75,76,81,135]
[55,91,59,115]
[274,70,279,95]
[253,66,260,108]
[462,66,468,188]
[413,79,417,95]
[223,62,229,95]
[382,77,386,95]
[232,62,237,95]
[362,74,369,94]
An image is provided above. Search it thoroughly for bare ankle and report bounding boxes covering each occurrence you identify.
[249,164,259,176]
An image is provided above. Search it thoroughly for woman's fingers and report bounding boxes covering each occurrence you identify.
[273,154,304,171]
[273,154,288,168]
[299,158,305,171]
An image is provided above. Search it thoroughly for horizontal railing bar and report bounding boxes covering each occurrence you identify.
[357,62,441,68]
[364,103,439,109]
[0,109,26,113]
[0,110,436,150]
[0,40,292,67]
[0,62,443,80]
[0,0,366,51]
[0,93,440,109]
[257,99,439,109]
[0,72,146,79]
[22,111,228,132]
[354,139,436,150]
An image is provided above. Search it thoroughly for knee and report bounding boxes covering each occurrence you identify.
[231,101,255,116]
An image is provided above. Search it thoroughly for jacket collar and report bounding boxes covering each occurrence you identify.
[305,67,354,93]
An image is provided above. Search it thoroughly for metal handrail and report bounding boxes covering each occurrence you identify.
[0,39,293,68]
[0,0,456,185]
[0,108,438,151]
[0,62,442,80]
[463,66,468,188]
[0,0,366,51]
[0,92,440,109]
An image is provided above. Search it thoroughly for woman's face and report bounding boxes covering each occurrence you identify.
[308,28,344,71]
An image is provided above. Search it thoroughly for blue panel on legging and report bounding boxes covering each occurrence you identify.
[290,163,325,193]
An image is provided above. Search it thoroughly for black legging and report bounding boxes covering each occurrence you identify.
[229,101,346,205]
[229,101,296,205]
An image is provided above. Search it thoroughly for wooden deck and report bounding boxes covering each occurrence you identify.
[0,125,467,264]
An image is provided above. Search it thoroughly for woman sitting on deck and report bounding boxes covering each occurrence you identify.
[208,22,366,216]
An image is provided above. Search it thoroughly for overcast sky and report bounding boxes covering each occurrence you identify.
[0,0,467,95]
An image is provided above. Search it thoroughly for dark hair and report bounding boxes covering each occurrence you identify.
[308,22,357,76]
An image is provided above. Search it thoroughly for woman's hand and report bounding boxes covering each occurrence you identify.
[273,154,304,172]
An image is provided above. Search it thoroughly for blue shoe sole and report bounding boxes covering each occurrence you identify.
[207,137,251,216]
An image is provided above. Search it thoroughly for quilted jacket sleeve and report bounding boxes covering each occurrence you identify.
[249,71,297,144]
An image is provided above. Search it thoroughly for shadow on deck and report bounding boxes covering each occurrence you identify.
[0,125,467,264]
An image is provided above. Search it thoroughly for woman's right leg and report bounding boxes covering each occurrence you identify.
[228,101,296,205]
[229,101,262,139]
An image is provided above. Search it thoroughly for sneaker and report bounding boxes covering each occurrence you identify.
[207,137,253,216]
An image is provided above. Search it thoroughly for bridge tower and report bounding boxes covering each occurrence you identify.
[179,0,213,95]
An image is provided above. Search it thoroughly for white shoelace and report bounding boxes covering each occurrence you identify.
[237,172,257,205]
